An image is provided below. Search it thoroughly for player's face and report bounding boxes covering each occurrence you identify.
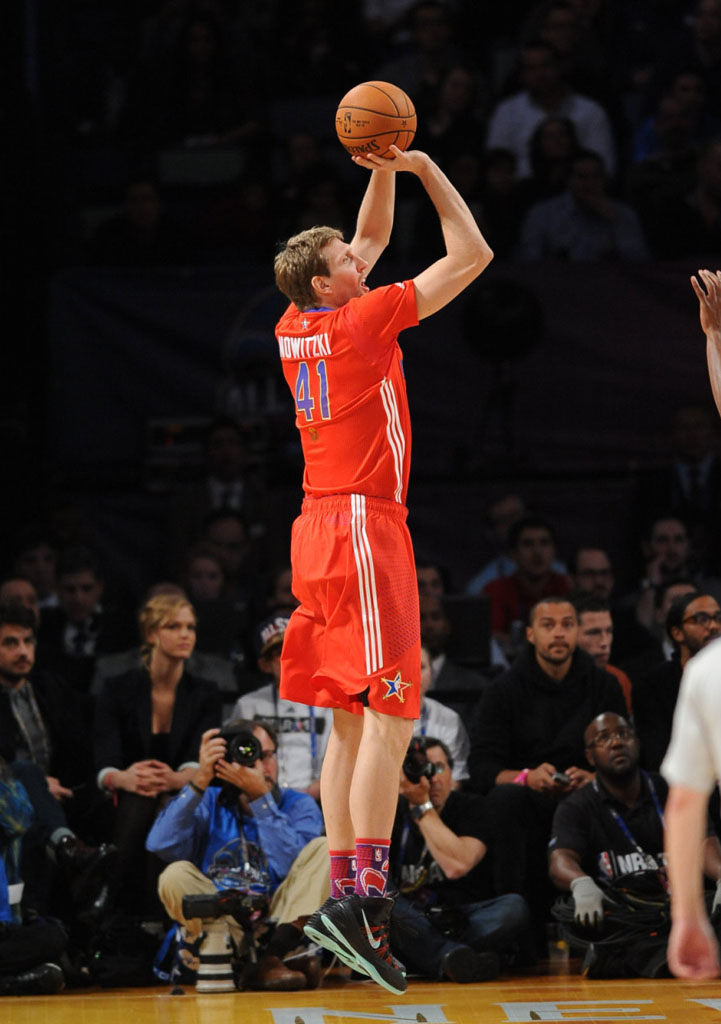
[321,238,369,307]
[425,744,453,811]
[577,611,613,666]
[149,606,197,662]
[0,625,36,684]
[527,602,577,667]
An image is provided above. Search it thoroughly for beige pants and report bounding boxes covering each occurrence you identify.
[158,836,330,943]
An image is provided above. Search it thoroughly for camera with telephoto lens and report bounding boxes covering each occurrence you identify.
[208,727,262,786]
[402,737,439,785]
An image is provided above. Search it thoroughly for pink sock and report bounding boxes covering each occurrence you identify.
[329,849,356,898]
[355,838,390,897]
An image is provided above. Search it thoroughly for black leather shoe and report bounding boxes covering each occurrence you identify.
[441,946,500,983]
[0,962,65,995]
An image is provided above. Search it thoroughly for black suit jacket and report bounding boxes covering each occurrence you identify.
[93,667,222,773]
[0,671,94,786]
[632,657,683,772]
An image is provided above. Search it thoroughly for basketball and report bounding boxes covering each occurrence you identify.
[335,81,417,159]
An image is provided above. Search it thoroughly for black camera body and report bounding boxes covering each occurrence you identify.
[182,889,268,930]
[402,737,439,785]
[208,727,262,786]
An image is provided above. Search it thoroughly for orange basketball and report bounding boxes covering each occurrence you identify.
[335,81,417,158]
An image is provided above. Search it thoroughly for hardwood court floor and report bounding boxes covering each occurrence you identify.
[6,960,721,1024]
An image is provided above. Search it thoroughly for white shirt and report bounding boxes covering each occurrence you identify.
[414,696,470,783]
[227,683,332,791]
[661,635,721,794]
[486,90,616,180]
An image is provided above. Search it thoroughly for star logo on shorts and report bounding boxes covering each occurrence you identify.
[381,671,411,702]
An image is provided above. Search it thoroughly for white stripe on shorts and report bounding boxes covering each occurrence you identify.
[351,493,383,675]
[380,378,405,503]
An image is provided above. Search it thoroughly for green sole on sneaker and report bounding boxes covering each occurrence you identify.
[319,909,407,995]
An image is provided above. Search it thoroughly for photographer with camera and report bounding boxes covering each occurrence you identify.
[388,737,530,982]
[549,711,721,978]
[146,719,327,993]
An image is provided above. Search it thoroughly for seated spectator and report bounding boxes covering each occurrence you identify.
[571,592,633,715]
[633,590,721,771]
[166,415,268,578]
[201,509,268,616]
[619,577,698,684]
[227,616,331,800]
[36,545,136,694]
[389,736,530,981]
[10,757,116,928]
[634,68,721,164]
[412,63,488,167]
[631,403,721,578]
[10,525,59,609]
[0,757,67,995]
[147,720,326,992]
[0,577,40,626]
[415,645,471,787]
[182,543,248,667]
[0,603,103,840]
[374,1,477,120]
[468,597,626,951]
[626,514,721,635]
[466,493,566,595]
[516,115,583,212]
[519,149,648,261]
[522,0,612,107]
[655,138,721,258]
[485,40,617,181]
[420,594,491,716]
[566,544,659,670]
[416,557,453,598]
[627,94,701,256]
[94,594,222,916]
[87,177,199,268]
[263,563,299,619]
[483,515,571,659]
[477,148,526,259]
[549,711,721,977]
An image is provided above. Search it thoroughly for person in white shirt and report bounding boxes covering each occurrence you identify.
[227,615,331,800]
[662,268,721,979]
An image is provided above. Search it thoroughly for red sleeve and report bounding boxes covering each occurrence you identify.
[339,281,418,370]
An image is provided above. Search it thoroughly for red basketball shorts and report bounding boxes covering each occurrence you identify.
[280,493,421,719]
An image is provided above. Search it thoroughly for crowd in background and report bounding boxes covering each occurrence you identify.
[3,0,721,997]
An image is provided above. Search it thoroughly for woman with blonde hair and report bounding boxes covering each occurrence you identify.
[93,592,222,914]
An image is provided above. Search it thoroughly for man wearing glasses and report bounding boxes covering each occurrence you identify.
[388,737,530,983]
[549,711,721,978]
[633,590,721,770]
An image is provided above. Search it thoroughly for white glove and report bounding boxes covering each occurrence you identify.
[570,875,605,927]
[712,878,721,915]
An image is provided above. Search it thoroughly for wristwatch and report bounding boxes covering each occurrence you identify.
[410,800,434,821]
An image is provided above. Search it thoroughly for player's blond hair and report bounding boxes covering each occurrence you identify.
[139,593,196,666]
[274,226,344,310]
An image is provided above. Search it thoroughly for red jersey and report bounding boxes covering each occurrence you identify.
[275,281,418,504]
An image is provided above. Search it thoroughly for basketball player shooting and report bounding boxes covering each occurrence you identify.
[272,141,493,993]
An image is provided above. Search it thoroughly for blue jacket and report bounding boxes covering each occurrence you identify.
[0,775,34,922]
[146,783,323,893]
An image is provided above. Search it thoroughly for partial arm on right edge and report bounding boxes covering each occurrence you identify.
[665,783,721,978]
[692,270,721,419]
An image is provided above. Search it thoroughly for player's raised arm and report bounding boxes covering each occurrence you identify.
[693,270,721,420]
[349,168,396,276]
